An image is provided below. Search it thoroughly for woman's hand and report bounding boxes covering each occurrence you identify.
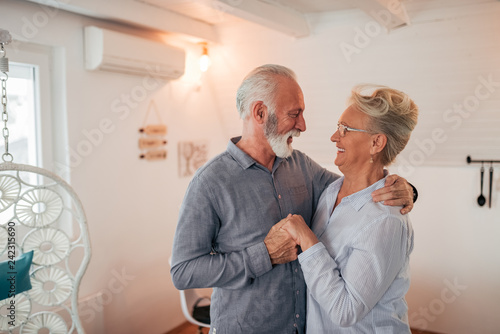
[281,214,319,252]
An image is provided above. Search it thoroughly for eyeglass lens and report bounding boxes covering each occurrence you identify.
[338,124,345,137]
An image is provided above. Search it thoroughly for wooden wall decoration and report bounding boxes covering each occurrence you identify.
[139,100,167,161]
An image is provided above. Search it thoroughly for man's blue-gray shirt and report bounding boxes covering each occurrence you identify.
[171,137,338,334]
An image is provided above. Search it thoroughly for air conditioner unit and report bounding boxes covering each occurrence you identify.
[84,26,185,80]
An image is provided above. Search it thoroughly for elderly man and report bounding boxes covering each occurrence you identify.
[170,64,414,334]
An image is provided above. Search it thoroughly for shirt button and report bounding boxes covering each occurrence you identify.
[278,194,281,199]
[295,268,298,273]
[293,323,297,327]
[296,314,300,318]
[296,290,299,295]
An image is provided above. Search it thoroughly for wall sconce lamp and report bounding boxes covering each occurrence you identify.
[199,42,210,72]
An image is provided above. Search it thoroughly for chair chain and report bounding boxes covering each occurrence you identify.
[1,42,13,162]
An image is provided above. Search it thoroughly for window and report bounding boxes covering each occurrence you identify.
[0,62,39,166]
[0,42,73,237]
[0,41,68,178]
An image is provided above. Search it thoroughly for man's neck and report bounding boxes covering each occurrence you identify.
[236,136,276,171]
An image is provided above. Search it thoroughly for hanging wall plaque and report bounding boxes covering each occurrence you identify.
[139,100,167,161]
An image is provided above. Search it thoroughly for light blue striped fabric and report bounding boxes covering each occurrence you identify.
[298,176,414,334]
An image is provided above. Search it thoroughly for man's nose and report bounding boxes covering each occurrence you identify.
[296,114,306,132]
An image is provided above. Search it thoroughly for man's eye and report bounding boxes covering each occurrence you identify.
[289,113,299,118]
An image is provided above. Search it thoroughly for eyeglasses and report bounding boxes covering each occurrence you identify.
[337,123,369,137]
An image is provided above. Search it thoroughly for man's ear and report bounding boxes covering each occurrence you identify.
[250,101,267,124]
[370,133,387,155]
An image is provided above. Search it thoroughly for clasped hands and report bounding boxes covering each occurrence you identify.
[264,214,318,265]
[263,175,415,265]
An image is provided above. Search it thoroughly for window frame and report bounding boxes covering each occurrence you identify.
[8,41,69,180]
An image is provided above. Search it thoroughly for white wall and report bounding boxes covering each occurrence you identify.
[206,2,500,334]
[1,0,228,333]
[2,0,500,333]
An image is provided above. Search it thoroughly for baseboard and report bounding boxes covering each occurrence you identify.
[164,321,195,334]
[410,328,445,334]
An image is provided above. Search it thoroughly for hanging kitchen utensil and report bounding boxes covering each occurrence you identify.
[489,164,493,208]
[477,165,486,207]
[466,156,499,209]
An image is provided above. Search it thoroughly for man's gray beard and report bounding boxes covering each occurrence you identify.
[264,112,300,158]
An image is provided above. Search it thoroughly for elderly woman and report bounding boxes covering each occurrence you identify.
[282,85,418,333]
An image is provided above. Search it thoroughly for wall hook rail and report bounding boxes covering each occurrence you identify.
[466,156,500,165]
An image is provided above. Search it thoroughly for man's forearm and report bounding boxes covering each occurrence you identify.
[171,241,272,290]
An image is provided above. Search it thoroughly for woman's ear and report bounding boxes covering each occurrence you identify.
[250,101,268,125]
[370,133,387,155]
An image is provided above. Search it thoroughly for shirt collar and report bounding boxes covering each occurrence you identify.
[331,176,387,212]
[227,136,284,171]
[227,137,255,169]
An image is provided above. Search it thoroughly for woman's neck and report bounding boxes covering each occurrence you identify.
[337,166,385,203]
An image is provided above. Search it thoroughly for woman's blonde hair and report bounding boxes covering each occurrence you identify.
[349,85,419,166]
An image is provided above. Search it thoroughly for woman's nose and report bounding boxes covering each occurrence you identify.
[331,130,340,142]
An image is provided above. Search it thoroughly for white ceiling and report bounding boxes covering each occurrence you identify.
[261,0,359,13]
[24,0,410,42]
[134,0,410,38]
[139,0,360,20]
[135,0,243,24]
[23,0,498,42]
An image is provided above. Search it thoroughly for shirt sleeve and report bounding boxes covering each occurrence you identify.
[298,215,409,327]
[170,174,272,290]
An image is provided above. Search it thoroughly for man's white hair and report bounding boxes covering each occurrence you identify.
[236,64,297,119]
